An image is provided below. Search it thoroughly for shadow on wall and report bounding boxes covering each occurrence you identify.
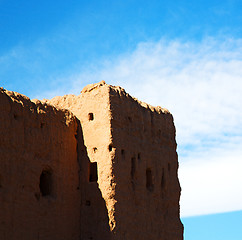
[0,88,111,240]
[76,122,111,240]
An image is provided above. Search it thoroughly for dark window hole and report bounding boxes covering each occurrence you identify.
[131,157,136,179]
[89,162,98,182]
[138,153,141,161]
[109,144,113,152]
[13,114,18,120]
[40,123,45,128]
[161,168,165,189]
[146,168,154,192]
[88,113,94,121]
[93,147,97,153]
[39,170,52,196]
[128,116,132,122]
[86,200,91,206]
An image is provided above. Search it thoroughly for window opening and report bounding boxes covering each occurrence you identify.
[146,168,154,192]
[39,170,52,196]
[109,144,113,152]
[161,168,165,189]
[89,162,98,182]
[88,113,94,121]
[131,157,136,179]
[93,147,97,153]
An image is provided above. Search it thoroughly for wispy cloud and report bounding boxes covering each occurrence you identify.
[68,37,242,217]
[180,144,242,217]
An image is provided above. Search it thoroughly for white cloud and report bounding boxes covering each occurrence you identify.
[179,144,242,217]
[69,37,242,217]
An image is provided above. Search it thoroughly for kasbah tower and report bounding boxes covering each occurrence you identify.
[0,81,183,240]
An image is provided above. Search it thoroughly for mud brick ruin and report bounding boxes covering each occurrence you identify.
[0,81,183,240]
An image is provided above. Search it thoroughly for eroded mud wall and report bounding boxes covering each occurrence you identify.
[0,89,82,240]
[45,81,112,240]
[46,81,183,240]
[108,86,183,240]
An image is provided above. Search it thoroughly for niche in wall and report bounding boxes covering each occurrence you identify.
[146,168,154,192]
[39,169,52,196]
[131,157,136,179]
[88,113,94,121]
[89,162,98,182]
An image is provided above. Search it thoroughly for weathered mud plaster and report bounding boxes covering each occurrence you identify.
[0,82,183,240]
[0,88,82,240]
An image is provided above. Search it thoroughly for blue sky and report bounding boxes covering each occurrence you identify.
[1,1,242,239]
[182,210,242,240]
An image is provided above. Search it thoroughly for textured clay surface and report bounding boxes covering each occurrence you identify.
[45,81,183,240]
[0,88,82,240]
[0,82,183,240]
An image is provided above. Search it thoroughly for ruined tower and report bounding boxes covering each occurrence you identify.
[0,82,183,240]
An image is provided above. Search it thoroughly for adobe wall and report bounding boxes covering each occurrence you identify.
[45,81,114,239]
[0,82,183,239]
[46,81,183,240]
[0,88,82,240]
[109,86,183,240]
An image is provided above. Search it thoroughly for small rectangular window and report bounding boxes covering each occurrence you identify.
[131,157,136,179]
[89,162,98,182]
[146,168,154,192]
[39,170,52,196]
[88,113,94,121]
